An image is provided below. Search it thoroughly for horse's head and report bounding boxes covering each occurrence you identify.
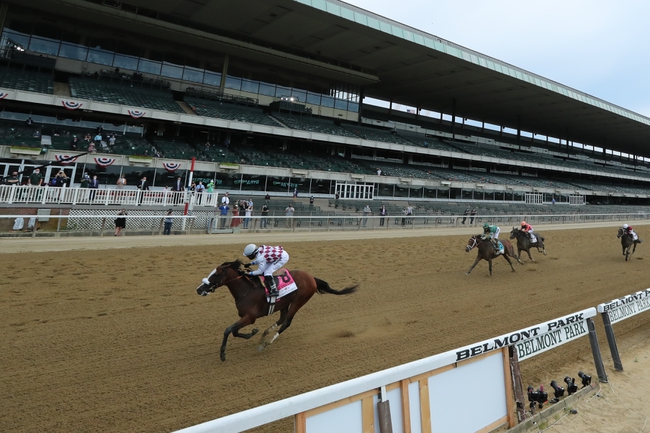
[466,236,479,252]
[196,260,244,296]
[617,228,624,239]
[509,228,518,239]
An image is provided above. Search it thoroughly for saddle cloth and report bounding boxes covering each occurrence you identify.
[256,269,298,299]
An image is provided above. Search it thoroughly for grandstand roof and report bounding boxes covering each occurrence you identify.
[17,0,650,156]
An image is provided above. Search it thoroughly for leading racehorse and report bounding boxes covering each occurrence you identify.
[465,236,520,276]
[509,228,546,262]
[195,260,358,361]
[617,228,642,261]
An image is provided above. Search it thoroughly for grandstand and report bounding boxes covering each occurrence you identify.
[1,0,650,211]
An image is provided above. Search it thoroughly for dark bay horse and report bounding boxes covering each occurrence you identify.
[195,260,358,361]
[617,228,641,261]
[465,236,520,276]
[509,228,547,262]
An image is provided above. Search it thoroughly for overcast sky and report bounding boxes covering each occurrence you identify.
[344,0,650,118]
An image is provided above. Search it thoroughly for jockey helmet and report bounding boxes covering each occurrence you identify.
[521,221,527,227]
[243,244,258,257]
[623,224,629,229]
[483,223,489,229]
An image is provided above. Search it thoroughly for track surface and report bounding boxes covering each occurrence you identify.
[1,223,648,433]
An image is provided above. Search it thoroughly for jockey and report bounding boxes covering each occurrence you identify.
[622,224,639,242]
[482,223,504,255]
[520,221,537,243]
[243,244,289,297]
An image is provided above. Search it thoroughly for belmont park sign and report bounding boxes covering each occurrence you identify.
[455,308,597,362]
[597,288,650,324]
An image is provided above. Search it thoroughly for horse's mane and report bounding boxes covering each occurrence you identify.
[220,259,243,269]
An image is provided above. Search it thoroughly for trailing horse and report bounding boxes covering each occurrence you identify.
[465,236,520,276]
[195,260,358,361]
[509,228,546,262]
[617,228,642,261]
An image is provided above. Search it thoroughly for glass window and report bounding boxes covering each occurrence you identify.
[2,29,29,48]
[321,96,334,108]
[224,75,242,91]
[348,102,359,113]
[241,79,259,94]
[138,59,162,75]
[266,176,290,192]
[367,17,380,29]
[183,66,204,83]
[310,178,330,194]
[306,92,321,105]
[391,25,403,38]
[259,82,275,96]
[340,7,354,20]
[325,2,341,15]
[291,89,307,102]
[275,85,291,99]
[28,36,59,55]
[59,43,88,61]
[354,11,368,25]
[203,71,221,87]
[161,62,183,79]
[334,99,347,110]
[114,54,139,71]
[87,48,114,66]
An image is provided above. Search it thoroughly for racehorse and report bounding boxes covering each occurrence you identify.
[509,228,547,262]
[617,228,641,261]
[465,236,520,276]
[195,260,358,361]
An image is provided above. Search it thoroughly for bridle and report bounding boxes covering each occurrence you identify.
[200,267,246,293]
[466,236,478,251]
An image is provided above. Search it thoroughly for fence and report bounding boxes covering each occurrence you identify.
[174,308,610,433]
[0,184,218,207]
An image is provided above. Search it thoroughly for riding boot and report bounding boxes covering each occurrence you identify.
[264,275,278,297]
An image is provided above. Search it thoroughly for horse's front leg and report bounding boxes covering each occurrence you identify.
[465,257,482,275]
[525,249,535,262]
[220,316,258,362]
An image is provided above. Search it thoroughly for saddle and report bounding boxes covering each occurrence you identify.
[252,269,297,297]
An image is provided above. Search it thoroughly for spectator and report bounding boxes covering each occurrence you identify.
[5,171,19,186]
[362,204,371,227]
[230,201,241,228]
[218,202,229,229]
[309,195,314,207]
[221,192,230,206]
[470,208,477,225]
[163,209,173,235]
[243,200,253,229]
[379,205,387,226]
[195,181,205,205]
[293,187,298,201]
[89,175,99,201]
[137,176,150,205]
[462,208,470,224]
[70,136,79,150]
[28,168,43,186]
[116,174,127,190]
[114,209,127,236]
[285,204,295,228]
[260,203,269,229]
[172,176,184,205]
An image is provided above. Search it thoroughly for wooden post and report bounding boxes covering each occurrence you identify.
[509,346,526,423]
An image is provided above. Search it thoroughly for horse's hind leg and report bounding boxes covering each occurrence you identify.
[261,309,287,338]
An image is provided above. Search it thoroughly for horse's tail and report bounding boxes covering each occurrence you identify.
[315,278,358,295]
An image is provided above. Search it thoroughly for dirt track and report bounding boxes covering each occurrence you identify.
[1,223,649,433]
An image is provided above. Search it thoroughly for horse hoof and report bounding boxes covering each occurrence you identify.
[257,343,267,352]
[252,328,259,336]
[220,352,226,362]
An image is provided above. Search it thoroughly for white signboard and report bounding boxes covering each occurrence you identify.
[597,288,650,324]
[455,308,596,362]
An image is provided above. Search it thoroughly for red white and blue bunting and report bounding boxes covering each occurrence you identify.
[62,100,83,110]
[54,154,79,165]
[127,109,146,118]
[94,157,116,167]
[0,92,8,100]
[162,162,181,172]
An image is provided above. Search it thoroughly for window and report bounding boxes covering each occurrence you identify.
[59,43,88,61]
[203,71,222,87]
[138,59,162,75]
[183,66,204,83]
[87,48,114,66]
[114,54,139,71]
[28,36,59,55]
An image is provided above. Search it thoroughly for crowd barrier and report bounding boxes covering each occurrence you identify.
[172,300,644,433]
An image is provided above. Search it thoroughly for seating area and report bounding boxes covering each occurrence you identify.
[271,113,359,138]
[69,78,184,113]
[0,67,54,94]
[184,97,279,127]
[341,124,414,145]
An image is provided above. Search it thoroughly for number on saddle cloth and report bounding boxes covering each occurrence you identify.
[261,270,298,298]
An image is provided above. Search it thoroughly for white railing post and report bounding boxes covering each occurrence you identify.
[8,185,15,204]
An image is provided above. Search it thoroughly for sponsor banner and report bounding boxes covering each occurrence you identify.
[454,307,596,362]
[597,288,650,324]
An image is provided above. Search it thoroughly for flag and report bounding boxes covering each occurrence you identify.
[54,154,79,165]
[128,109,146,118]
[163,162,181,172]
[95,157,116,167]
[62,100,83,110]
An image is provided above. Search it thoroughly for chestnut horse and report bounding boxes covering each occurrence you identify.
[617,228,642,261]
[196,260,358,361]
[465,236,520,276]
